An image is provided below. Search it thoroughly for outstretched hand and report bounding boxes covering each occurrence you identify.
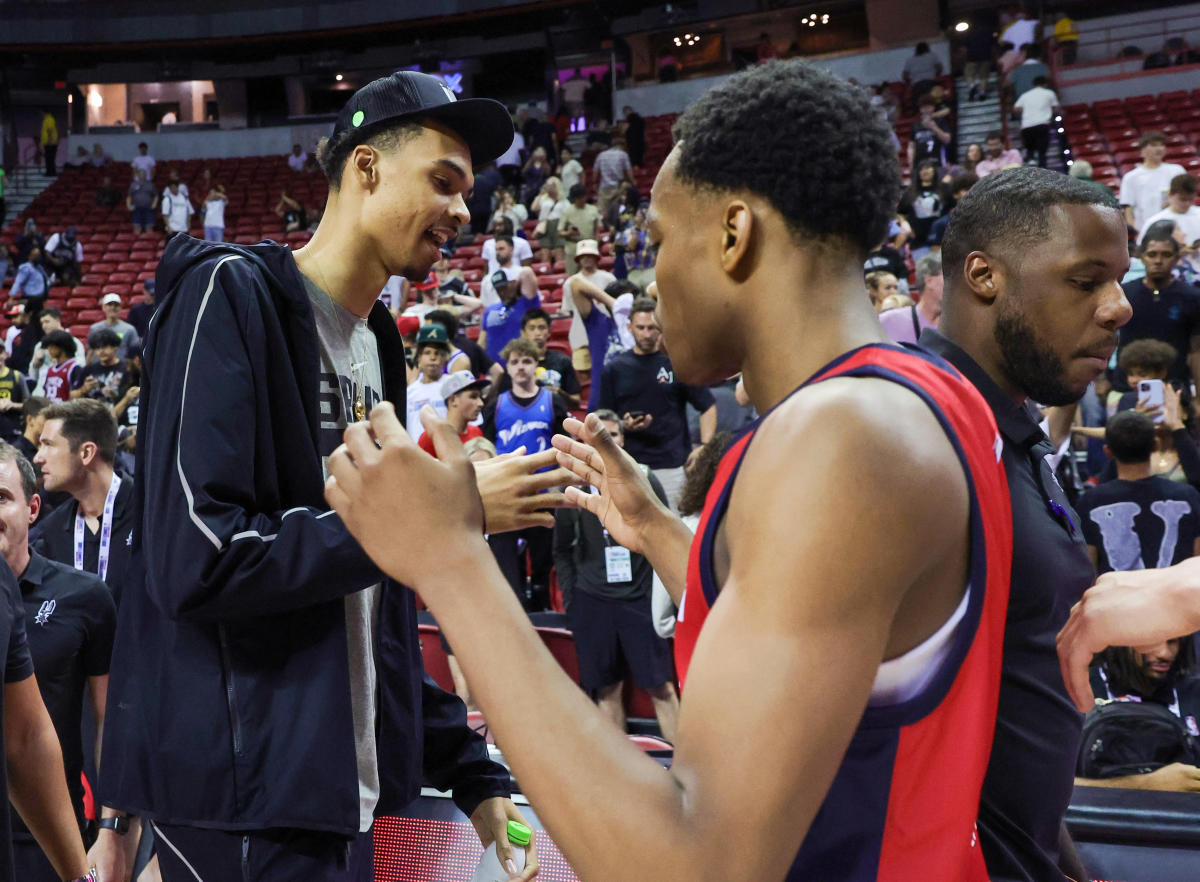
[326,403,486,585]
[1058,559,1200,712]
[551,414,670,556]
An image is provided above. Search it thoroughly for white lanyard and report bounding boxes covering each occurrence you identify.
[74,473,121,581]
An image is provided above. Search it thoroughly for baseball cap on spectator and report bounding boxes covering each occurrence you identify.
[440,370,489,402]
[414,273,439,292]
[575,239,600,259]
[415,324,450,351]
[6,304,23,317]
[332,71,514,166]
[100,293,123,306]
[144,278,156,294]
[396,315,422,338]
[490,270,514,288]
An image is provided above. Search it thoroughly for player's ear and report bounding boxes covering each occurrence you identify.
[962,251,1001,305]
[719,199,754,280]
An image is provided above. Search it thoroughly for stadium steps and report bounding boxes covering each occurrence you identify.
[3,166,57,222]
[955,74,1002,161]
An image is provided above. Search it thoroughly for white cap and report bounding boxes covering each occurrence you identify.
[100,293,122,306]
[575,238,600,258]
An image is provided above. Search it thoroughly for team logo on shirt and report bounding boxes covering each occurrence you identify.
[34,599,56,626]
[656,366,673,384]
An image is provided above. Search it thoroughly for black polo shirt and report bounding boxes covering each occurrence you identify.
[920,329,1096,882]
[13,551,115,840]
[1116,278,1200,388]
[0,563,36,879]
[31,476,136,607]
[595,350,716,469]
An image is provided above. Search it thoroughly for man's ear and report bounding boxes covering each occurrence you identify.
[349,144,379,191]
[718,200,755,280]
[962,251,1002,304]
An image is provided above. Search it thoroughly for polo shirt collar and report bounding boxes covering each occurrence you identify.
[18,549,48,593]
[919,328,1047,451]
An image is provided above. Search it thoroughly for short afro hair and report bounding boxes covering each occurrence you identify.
[669,58,901,257]
[316,119,423,190]
[941,166,1119,281]
[1118,338,1177,377]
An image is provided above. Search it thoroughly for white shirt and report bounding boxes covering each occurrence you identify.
[162,183,189,201]
[405,377,447,441]
[203,196,226,228]
[162,190,193,232]
[1002,17,1037,48]
[495,131,525,169]
[560,158,583,193]
[131,154,156,175]
[562,79,588,105]
[1141,205,1200,247]
[481,237,533,273]
[1014,87,1059,129]
[288,151,308,171]
[44,233,84,264]
[1120,163,1187,232]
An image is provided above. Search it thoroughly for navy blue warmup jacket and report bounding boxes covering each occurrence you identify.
[99,236,507,834]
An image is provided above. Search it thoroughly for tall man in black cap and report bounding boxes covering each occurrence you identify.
[94,71,558,882]
[920,167,1132,881]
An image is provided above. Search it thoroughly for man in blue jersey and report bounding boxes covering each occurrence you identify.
[484,337,568,610]
[479,271,540,367]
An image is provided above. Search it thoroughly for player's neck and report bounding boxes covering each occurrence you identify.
[1143,158,1162,170]
[739,270,890,413]
[1117,461,1154,481]
[513,380,537,396]
[76,463,116,519]
[448,411,469,433]
[294,211,390,319]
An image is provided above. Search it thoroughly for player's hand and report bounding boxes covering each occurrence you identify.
[469,797,539,881]
[122,385,141,402]
[622,412,653,432]
[473,446,573,533]
[1134,395,1164,422]
[1139,763,1200,792]
[326,403,487,584]
[1162,383,1184,431]
[87,828,130,882]
[552,414,670,555]
[1057,560,1200,712]
[82,376,99,392]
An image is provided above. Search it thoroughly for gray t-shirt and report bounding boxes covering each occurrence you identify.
[87,319,140,361]
[303,273,384,833]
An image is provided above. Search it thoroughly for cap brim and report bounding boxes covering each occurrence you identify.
[420,98,515,167]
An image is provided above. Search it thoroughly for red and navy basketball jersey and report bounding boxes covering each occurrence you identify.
[42,361,76,402]
[675,343,1012,881]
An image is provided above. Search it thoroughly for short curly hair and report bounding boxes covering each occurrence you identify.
[670,59,901,256]
[941,166,1119,276]
[316,119,423,190]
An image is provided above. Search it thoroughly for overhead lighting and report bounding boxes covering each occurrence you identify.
[801,13,830,27]
[955,21,969,32]
[67,94,73,104]
[335,73,344,82]
[89,90,103,108]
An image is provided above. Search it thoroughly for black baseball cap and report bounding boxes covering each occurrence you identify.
[333,71,514,166]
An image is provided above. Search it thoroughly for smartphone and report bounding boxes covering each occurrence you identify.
[1139,379,1166,423]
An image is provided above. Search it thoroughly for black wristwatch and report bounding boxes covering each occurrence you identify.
[97,815,130,835]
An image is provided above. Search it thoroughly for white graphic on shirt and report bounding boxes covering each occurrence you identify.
[656,366,673,384]
[1088,499,1191,570]
[34,599,56,626]
[498,419,551,450]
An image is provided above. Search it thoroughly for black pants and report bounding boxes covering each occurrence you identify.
[43,143,57,176]
[1021,124,1050,168]
[154,823,373,882]
[517,525,553,609]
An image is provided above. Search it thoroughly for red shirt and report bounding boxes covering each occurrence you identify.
[418,424,483,458]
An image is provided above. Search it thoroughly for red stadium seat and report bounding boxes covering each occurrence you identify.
[536,627,582,686]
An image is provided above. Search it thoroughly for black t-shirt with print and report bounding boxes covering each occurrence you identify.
[75,360,131,407]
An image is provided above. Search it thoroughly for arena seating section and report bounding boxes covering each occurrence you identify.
[0,114,677,347]
[1064,90,1200,192]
